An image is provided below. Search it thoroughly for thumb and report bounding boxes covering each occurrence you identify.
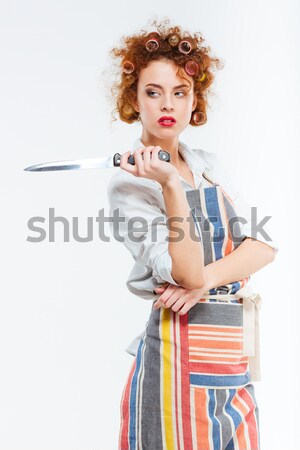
[154,284,169,293]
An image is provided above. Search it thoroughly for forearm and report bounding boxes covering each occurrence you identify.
[203,237,277,291]
[162,176,205,289]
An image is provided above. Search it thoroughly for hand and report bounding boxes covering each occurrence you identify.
[152,281,209,315]
[119,146,178,187]
[153,282,170,295]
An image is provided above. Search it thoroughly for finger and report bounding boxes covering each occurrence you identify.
[153,294,171,309]
[154,291,186,311]
[143,147,152,172]
[155,283,185,308]
[133,148,146,176]
[153,282,169,294]
[154,286,167,293]
[171,296,187,312]
[153,286,177,310]
[153,283,179,308]
[153,299,163,309]
[135,146,154,175]
[178,299,198,315]
[150,146,161,167]
[157,285,177,304]
[164,290,182,308]
[155,284,167,290]
[120,151,136,174]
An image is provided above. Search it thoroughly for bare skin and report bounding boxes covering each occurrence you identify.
[152,237,276,313]
[119,58,276,315]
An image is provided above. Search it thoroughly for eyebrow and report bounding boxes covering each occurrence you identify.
[145,83,189,89]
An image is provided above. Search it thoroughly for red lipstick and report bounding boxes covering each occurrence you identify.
[158,116,176,127]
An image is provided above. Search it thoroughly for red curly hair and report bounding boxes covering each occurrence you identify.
[105,17,223,126]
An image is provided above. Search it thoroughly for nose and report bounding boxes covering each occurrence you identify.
[160,94,174,112]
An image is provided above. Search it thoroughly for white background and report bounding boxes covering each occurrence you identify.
[0,1,299,449]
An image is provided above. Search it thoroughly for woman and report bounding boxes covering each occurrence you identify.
[107,18,278,450]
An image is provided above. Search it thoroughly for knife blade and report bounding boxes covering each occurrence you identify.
[23,150,171,172]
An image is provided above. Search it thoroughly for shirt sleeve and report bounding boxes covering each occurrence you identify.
[107,173,181,286]
[204,151,279,253]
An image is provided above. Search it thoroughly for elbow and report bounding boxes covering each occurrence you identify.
[269,247,278,263]
[182,281,205,290]
[261,242,278,263]
[246,238,278,264]
[171,260,205,290]
[171,265,205,290]
[174,274,205,290]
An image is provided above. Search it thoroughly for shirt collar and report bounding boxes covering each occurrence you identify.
[131,137,208,187]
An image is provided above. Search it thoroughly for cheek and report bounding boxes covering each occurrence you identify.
[184,97,195,113]
[187,95,195,107]
[178,99,192,115]
[141,101,156,118]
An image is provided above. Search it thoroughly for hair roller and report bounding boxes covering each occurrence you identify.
[196,72,207,82]
[145,38,159,52]
[122,60,135,74]
[178,39,193,54]
[192,111,206,125]
[167,33,180,47]
[184,60,199,76]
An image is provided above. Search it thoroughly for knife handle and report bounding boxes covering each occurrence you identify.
[113,150,170,167]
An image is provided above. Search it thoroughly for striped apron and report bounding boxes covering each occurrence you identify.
[119,172,261,450]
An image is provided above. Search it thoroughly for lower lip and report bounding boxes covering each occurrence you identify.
[158,121,176,127]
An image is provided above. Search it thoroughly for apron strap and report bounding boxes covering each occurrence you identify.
[202,170,219,186]
[234,285,262,382]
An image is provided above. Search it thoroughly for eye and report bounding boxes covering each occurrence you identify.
[146,90,159,97]
[146,90,185,97]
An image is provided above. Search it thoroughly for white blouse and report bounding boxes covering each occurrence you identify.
[107,137,279,354]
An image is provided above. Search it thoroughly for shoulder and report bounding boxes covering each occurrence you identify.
[191,148,232,184]
[191,148,218,166]
[191,148,239,200]
[184,146,224,171]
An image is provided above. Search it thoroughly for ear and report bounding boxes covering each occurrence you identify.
[132,100,140,113]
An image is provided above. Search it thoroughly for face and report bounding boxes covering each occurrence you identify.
[133,59,197,139]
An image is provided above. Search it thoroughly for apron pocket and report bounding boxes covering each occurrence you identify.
[188,302,250,388]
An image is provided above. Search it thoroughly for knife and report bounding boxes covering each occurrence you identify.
[23,150,171,172]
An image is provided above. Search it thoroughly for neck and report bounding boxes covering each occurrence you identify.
[140,130,184,170]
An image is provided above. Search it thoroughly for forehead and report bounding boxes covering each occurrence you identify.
[138,59,192,86]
